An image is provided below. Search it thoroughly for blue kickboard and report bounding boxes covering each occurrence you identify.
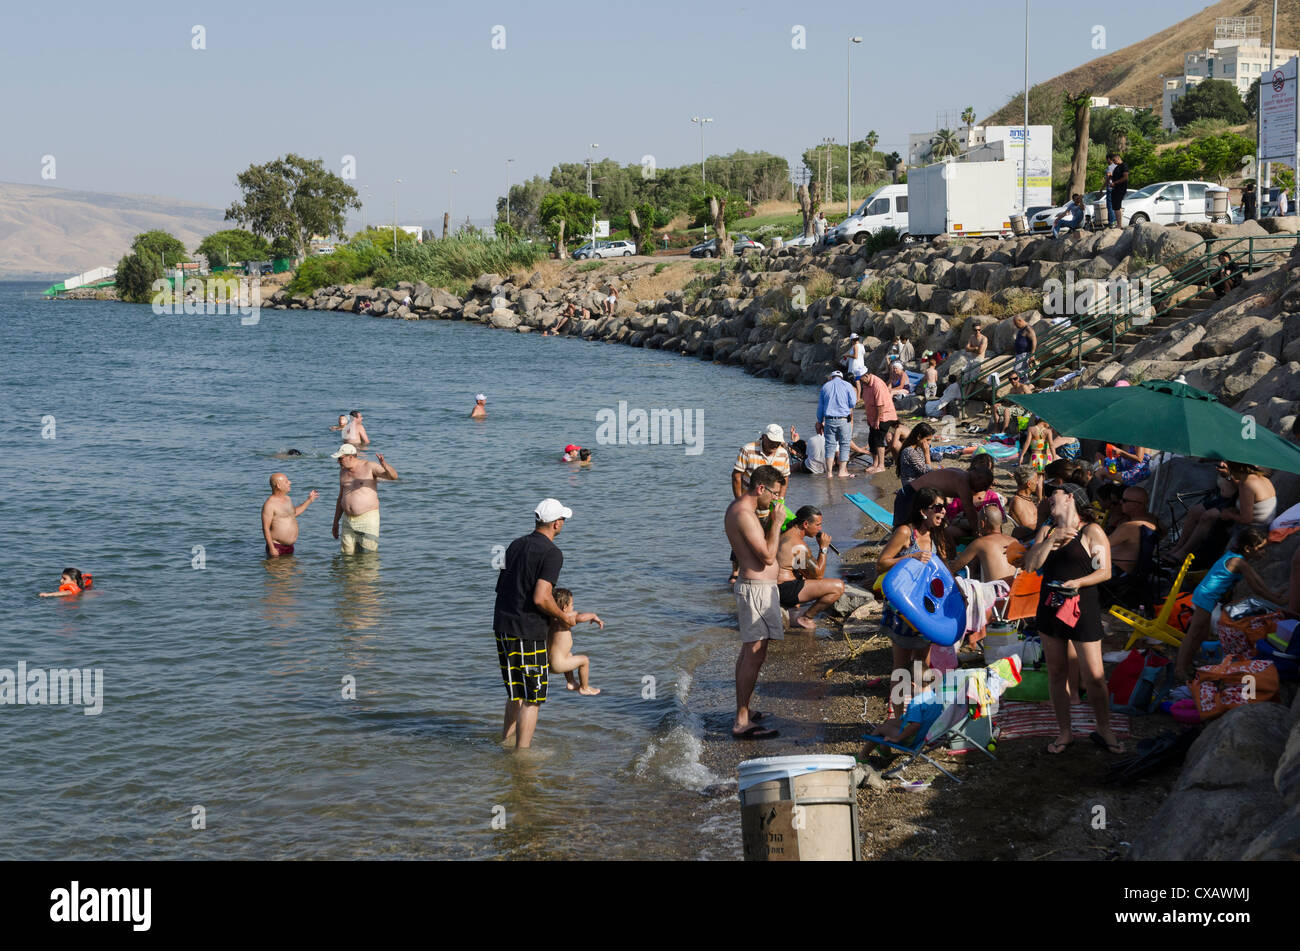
[844,492,893,527]
[881,555,966,646]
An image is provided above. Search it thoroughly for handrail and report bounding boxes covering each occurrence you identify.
[962,231,1300,406]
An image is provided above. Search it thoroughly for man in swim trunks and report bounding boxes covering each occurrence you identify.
[493,498,577,749]
[343,410,370,447]
[470,394,487,419]
[331,444,397,554]
[261,472,319,558]
[1107,486,1158,574]
[724,464,786,739]
[776,506,845,631]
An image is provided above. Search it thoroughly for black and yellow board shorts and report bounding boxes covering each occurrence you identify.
[495,633,549,704]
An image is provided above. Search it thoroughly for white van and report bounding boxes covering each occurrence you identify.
[827,184,909,244]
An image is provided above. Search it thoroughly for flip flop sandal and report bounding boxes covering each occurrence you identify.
[1090,731,1125,755]
[733,725,780,740]
[1045,739,1074,755]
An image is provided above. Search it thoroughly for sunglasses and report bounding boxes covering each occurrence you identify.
[926,503,947,513]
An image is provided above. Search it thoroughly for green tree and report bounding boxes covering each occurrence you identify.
[1171,79,1249,127]
[196,229,270,267]
[687,184,746,228]
[852,149,887,188]
[132,230,188,269]
[1246,77,1261,119]
[539,191,601,257]
[865,130,879,153]
[1189,132,1256,183]
[931,128,961,159]
[225,154,360,259]
[349,226,416,253]
[114,251,157,304]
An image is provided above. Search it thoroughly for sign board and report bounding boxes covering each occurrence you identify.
[594,220,610,238]
[1259,56,1298,163]
[984,125,1053,211]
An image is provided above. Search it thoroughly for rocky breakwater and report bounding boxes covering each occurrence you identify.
[263,216,1299,418]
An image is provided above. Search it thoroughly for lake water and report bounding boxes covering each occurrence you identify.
[1,281,862,860]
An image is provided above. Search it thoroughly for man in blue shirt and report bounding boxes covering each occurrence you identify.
[817,370,858,480]
[1052,193,1085,238]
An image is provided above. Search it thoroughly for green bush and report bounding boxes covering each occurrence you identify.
[286,246,368,294]
[370,236,547,288]
[867,227,901,255]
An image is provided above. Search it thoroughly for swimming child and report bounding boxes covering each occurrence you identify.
[561,444,583,462]
[548,587,603,695]
[38,568,91,598]
[578,448,592,467]
[1175,527,1288,680]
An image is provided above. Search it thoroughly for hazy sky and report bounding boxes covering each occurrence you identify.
[3,0,1212,229]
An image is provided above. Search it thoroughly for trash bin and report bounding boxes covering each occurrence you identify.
[738,755,861,861]
[1091,200,1109,229]
[1207,188,1230,222]
[1009,214,1028,236]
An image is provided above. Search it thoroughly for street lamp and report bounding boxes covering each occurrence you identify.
[506,157,516,227]
[392,178,402,255]
[691,116,714,184]
[449,169,458,236]
[847,36,862,215]
[1022,0,1029,213]
[586,144,599,198]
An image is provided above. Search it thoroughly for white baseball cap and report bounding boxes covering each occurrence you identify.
[849,333,860,339]
[475,393,486,401]
[535,498,573,522]
[330,444,358,458]
[763,424,785,444]
[831,370,844,378]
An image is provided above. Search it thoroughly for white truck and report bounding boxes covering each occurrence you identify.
[907,160,1017,240]
[826,184,909,244]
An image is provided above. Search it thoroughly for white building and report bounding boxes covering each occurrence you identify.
[908,126,985,167]
[1161,16,1297,130]
[399,225,424,243]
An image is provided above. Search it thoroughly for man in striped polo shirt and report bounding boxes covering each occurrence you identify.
[729,425,791,583]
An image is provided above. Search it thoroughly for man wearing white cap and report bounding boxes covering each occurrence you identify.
[730,425,791,583]
[470,394,487,419]
[330,444,398,554]
[493,498,578,749]
[817,370,858,480]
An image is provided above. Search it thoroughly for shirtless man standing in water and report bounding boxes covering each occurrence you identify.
[331,445,397,554]
[261,473,318,557]
[724,464,786,740]
[343,410,370,448]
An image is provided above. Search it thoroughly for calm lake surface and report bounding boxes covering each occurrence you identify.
[1,280,859,859]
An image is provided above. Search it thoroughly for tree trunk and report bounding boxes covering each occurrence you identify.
[555,219,567,259]
[709,196,732,256]
[798,184,813,238]
[628,208,648,255]
[1070,94,1091,200]
[442,212,450,240]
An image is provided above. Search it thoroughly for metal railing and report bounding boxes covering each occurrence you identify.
[963,232,1300,407]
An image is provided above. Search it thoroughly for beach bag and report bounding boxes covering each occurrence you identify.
[1193,655,1279,722]
[1168,593,1195,633]
[1216,611,1283,657]
[1004,571,1042,620]
[1108,649,1174,715]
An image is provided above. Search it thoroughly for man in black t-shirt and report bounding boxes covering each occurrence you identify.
[493,498,577,749]
[1108,153,1129,228]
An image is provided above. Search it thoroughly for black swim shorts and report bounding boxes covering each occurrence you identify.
[778,578,804,608]
[495,633,548,704]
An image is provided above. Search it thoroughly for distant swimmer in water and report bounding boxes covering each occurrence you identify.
[471,394,487,419]
[562,444,583,462]
[342,410,370,448]
[578,448,592,467]
[39,567,91,597]
[262,472,319,558]
[330,414,348,432]
[331,444,397,554]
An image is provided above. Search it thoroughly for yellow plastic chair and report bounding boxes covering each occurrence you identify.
[1108,554,1196,650]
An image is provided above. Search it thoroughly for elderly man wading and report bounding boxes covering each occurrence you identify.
[331,444,397,554]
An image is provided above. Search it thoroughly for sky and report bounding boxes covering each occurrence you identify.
[2,0,1213,231]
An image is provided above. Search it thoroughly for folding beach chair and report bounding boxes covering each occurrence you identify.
[845,491,896,537]
[1109,553,1196,650]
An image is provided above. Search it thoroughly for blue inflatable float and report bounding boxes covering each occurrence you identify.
[881,555,966,646]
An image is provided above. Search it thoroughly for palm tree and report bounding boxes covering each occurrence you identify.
[931,128,961,160]
[852,149,886,187]
[865,129,879,154]
[961,106,976,150]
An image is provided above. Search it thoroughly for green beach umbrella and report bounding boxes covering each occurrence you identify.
[1010,379,1300,474]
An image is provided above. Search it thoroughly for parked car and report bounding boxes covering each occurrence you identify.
[689,234,763,258]
[781,233,818,248]
[1120,180,1229,225]
[1028,190,1106,233]
[572,240,636,259]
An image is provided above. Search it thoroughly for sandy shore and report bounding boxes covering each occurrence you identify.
[697,436,1175,860]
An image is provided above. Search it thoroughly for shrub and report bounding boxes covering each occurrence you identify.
[867,226,901,254]
[990,288,1042,317]
[804,268,834,301]
[858,279,886,309]
[370,236,547,289]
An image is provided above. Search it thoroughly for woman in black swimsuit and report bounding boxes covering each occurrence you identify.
[1022,482,1123,755]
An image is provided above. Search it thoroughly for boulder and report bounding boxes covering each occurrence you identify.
[1243,802,1300,859]
[1183,350,1277,405]
[473,273,504,294]
[1129,704,1291,861]
[431,288,463,310]
[832,584,873,617]
[1261,216,1300,234]
[1193,314,1276,358]
[489,309,521,329]
[517,289,544,315]
[1233,361,1300,411]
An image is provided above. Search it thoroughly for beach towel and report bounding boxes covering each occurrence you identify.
[954,576,1010,635]
[994,702,1132,741]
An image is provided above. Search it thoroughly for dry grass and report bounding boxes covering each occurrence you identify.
[625,261,698,302]
[752,200,801,217]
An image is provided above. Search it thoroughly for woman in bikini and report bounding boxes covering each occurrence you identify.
[1019,417,1054,473]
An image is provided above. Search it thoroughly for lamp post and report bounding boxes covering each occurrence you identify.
[691,116,713,184]
[506,157,515,227]
[1022,0,1029,213]
[392,178,402,255]
[822,137,835,201]
[847,36,862,215]
[448,169,458,235]
[585,144,599,198]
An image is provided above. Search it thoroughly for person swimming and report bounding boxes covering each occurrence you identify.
[562,444,583,462]
[39,567,91,598]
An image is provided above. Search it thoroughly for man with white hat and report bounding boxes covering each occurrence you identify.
[817,370,858,480]
[729,424,791,583]
[330,444,397,554]
[470,393,487,419]
[493,498,577,749]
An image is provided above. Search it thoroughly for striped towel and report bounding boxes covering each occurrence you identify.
[995,701,1131,741]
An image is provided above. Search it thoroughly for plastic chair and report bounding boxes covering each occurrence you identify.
[1109,553,1196,650]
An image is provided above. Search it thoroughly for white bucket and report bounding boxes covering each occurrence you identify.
[1009,214,1028,235]
[738,755,860,861]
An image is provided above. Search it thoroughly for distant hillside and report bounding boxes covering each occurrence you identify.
[984,0,1300,123]
[0,182,227,279]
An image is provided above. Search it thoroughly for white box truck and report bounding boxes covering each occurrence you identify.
[827,184,909,245]
[907,160,1017,240]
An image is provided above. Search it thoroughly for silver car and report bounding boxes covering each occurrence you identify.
[572,240,636,260]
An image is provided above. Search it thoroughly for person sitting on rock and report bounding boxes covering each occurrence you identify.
[1213,251,1243,299]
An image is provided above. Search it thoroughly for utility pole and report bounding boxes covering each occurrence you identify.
[448,169,458,236]
[586,144,599,198]
[506,157,515,227]
[392,178,402,255]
